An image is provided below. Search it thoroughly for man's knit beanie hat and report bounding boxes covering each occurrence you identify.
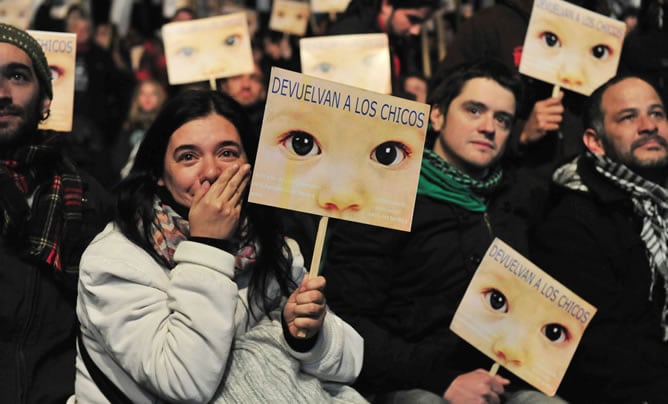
[0,23,52,100]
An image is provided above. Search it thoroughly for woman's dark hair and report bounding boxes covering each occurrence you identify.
[114,89,295,317]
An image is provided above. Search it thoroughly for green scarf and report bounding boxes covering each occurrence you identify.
[417,149,502,212]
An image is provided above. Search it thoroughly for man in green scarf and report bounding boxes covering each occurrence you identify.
[322,59,560,403]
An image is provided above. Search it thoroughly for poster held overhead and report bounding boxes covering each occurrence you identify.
[451,238,597,396]
[269,0,310,37]
[310,0,351,14]
[30,30,76,132]
[48,0,81,20]
[0,0,33,30]
[519,0,625,96]
[300,33,392,94]
[162,13,254,86]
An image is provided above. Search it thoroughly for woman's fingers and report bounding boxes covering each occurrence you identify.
[209,163,251,202]
[198,164,250,210]
[205,163,241,200]
[190,179,211,205]
[228,168,251,207]
[188,163,251,239]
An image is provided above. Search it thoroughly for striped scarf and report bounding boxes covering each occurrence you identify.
[555,153,668,340]
[0,143,84,274]
[149,198,256,272]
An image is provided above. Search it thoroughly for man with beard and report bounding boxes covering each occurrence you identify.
[531,75,668,402]
[0,23,111,402]
[219,60,268,139]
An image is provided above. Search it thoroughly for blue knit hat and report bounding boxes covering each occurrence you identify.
[0,23,53,100]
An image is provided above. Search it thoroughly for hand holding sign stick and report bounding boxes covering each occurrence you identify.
[249,67,428,231]
[248,67,429,340]
[450,238,597,396]
[295,215,329,338]
[518,0,624,147]
[518,0,625,97]
[489,362,500,376]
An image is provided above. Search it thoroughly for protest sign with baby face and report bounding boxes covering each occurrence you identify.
[269,0,310,36]
[249,67,428,231]
[519,0,625,96]
[30,30,76,132]
[300,34,392,94]
[162,13,253,85]
[451,238,597,396]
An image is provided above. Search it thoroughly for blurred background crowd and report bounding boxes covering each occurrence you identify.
[3,0,664,192]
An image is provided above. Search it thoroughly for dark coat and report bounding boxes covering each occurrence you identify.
[68,42,135,189]
[530,156,668,403]
[0,157,112,403]
[322,171,532,396]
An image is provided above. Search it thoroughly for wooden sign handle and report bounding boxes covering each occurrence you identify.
[297,216,329,338]
[489,362,500,376]
[308,216,329,278]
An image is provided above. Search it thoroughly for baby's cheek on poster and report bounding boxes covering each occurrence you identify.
[368,166,414,210]
[255,146,318,195]
[259,148,410,219]
[589,56,618,85]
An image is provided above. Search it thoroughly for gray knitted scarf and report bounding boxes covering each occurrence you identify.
[554,153,668,341]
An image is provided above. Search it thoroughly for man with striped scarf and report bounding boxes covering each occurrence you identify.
[532,75,668,403]
[0,23,111,402]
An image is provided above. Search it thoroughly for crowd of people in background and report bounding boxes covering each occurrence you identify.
[20,0,661,192]
[1,0,668,403]
[20,0,662,190]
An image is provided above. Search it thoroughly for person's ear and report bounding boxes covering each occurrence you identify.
[40,98,52,121]
[380,0,394,22]
[429,105,445,131]
[583,128,605,155]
